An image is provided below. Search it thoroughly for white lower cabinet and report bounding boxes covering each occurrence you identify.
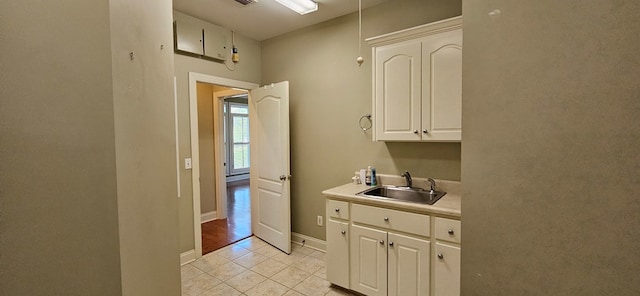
[434,242,461,296]
[388,232,430,296]
[325,198,460,296]
[350,225,431,296]
[350,225,430,296]
[350,224,388,296]
[433,217,461,296]
[326,200,351,289]
[326,219,350,288]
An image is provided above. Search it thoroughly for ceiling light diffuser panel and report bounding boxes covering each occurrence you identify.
[275,0,318,15]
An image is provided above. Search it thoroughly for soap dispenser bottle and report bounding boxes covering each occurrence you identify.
[371,167,377,186]
[365,166,372,185]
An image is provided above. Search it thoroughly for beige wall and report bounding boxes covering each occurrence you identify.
[261,0,462,240]
[0,1,122,295]
[0,0,181,295]
[461,1,640,294]
[110,0,181,295]
[174,11,261,252]
[197,82,217,214]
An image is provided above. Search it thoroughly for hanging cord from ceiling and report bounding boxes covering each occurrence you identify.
[356,0,364,66]
[224,30,238,71]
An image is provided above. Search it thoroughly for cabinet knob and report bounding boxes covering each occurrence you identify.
[383,217,389,222]
[389,241,394,247]
[335,208,340,212]
[437,253,444,260]
[413,130,419,134]
[379,240,385,245]
[423,129,428,134]
[341,230,346,235]
[448,229,454,235]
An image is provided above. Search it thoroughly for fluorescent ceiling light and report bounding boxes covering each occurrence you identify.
[275,0,318,15]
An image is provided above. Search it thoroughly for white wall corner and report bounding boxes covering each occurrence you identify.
[291,232,326,252]
[201,211,217,223]
[180,249,196,265]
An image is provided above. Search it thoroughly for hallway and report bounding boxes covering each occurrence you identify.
[201,179,252,254]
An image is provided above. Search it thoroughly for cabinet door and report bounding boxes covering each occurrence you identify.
[421,29,462,141]
[174,19,203,55]
[326,219,350,289]
[375,41,422,141]
[434,242,461,296]
[388,232,430,296]
[350,224,387,296]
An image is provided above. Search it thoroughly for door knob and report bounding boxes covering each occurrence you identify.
[335,208,340,212]
[437,253,444,259]
[379,240,385,245]
[389,241,394,247]
[341,230,346,235]
[413,130,419,134]
[448,229,454,235]
[423,129,428,134]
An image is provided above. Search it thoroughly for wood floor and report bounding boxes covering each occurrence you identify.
[201,179,251,255]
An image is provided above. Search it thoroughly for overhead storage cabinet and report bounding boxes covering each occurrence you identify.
[174,17,203,55]
[173,12,230,60]
[368,16,462,142]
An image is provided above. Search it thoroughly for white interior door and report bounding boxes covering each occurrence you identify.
[249,81,291,254]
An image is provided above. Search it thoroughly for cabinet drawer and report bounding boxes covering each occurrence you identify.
[435,217,461,244]
[327,199,350,220]
[351,203,430,237]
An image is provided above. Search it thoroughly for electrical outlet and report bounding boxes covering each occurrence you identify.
[317,215,323,226]
[184,158,192,170]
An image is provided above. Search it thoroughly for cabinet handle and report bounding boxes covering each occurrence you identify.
[383,217,389,222]
[413,130,419,134]
[379,240,385,245]
[341,230,346,235]
[437,253,444,260]
[389,241,394,247]
[335,208,340,212]
[448,229,454,235]
[423,129,428,134]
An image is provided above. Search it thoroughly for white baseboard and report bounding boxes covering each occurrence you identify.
[201,211,217,223]
[226,174,249,182]
[291,232,326,252]
[180,249,196,265]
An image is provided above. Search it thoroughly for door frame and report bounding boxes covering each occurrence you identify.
[188,72,258,258]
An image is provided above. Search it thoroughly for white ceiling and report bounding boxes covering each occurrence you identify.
[172,0,389,41]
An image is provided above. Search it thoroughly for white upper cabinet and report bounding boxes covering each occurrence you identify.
[368,16,462,142]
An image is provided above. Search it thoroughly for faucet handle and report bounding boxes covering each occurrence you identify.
[427,178,436,192]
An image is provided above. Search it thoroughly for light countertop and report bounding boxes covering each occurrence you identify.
[322,178,461,219]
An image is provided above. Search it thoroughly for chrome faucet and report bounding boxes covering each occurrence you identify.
[400,171,412,188]
[427,178,436,194]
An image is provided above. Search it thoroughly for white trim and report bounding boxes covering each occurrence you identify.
[366,16,462,47]
[226,173,250,183]
[291,232,326,252]
[188,72,259,260]
[200,211,217,223]
[180,249,196,265]
[174,77,181,198]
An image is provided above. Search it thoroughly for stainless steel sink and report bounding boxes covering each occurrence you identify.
[357,186,446,205]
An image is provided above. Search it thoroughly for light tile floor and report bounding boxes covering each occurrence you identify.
[181,236,357,296]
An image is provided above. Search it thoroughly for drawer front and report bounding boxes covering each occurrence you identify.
[435,217,461,244]
[327,199,350,220]
[351,203,430,237]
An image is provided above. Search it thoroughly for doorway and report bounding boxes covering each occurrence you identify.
[200,91,252,254]
[188,73,258,258]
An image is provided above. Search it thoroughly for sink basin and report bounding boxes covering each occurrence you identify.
[357,186,446,205]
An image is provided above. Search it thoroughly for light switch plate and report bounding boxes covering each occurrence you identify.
[184,158,192,170]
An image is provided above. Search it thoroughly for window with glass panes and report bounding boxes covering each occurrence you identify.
[224,101,250,175]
